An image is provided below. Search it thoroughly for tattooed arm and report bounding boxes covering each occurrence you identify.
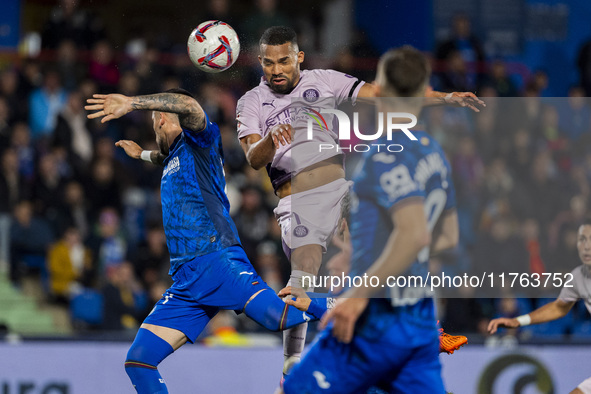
[86,93,206,131]
[115,140,167,167]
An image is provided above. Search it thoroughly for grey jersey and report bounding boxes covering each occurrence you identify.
[558,265,591,313]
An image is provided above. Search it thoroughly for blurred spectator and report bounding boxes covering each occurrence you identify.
[205,0,236,27]
[0,97,11,155]
[10,122,36,182]
[88,41,120,91]
[435,13,485,87]
[241,0,289,48]
[474,216,528,276]
[53,90,94,172]
[33,152,68,222]
[85,158,122,213]
[577,37,591,96]
[28,69,68,141]
[89,207,127,278]
[101,261,147,331]
[130,226,169,288]
[48,226,93,304]
[56,181,91,240]
[9,200,54,287]
[55,40,86,91]
[232,186,270,259]
[41,0,106,50]
[557,86,590,143]
[439,50,476,93]
[521,218,549,275]
[487,60,518,97]
[0,69,28,124]
[0,149,29,215]
[254,241,283,292]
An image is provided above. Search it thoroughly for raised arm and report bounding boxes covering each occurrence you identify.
[487,299,575,334]
[86,92,206,131]
[357,82,485,112]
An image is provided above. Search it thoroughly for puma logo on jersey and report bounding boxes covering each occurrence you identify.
[313,371,331,389]
[240,271,254,275]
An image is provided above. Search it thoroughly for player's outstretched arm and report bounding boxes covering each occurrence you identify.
[487,299,575,334]
[86,92,206,131]
[425,88,486,112]
[115,140,167,166]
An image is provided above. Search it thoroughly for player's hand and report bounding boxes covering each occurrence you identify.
[320,297,368,343]
[86,94,133,123]
[268,124,294,148]
[445,92,486,112]
[487,317,519,334]
[115,140,144,160]
[278,286,311,312]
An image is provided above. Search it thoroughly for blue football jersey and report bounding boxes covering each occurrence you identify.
[349,131,455,315]
[160,113,241,274]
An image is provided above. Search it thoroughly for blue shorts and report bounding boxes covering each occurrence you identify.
[283,301,444,394]
[143,246,269,343]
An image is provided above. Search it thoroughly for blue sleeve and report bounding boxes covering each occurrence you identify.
[183,111,219,148]
[372,157,424,212]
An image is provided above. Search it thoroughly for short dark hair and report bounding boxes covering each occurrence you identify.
[378,46,430,97]
[164,87,194,99]
[259,26,297,47]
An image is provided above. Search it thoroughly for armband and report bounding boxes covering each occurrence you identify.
[140,151,152,163]
[516,314,531,327]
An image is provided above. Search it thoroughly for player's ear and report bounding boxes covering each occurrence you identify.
[297,51,304,65]
[258,54,263,65]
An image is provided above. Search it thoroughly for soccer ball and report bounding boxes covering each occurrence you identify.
[187,20,240,73]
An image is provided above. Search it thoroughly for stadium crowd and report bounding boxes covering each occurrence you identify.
[1,0,591,340]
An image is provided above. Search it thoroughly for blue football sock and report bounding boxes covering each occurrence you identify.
[244,289,328,331]
[125,328,174,394]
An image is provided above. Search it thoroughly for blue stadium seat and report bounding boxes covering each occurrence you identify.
[70,289,104,327]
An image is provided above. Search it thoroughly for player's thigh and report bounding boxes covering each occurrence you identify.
[140,323,188,351]
[386,340,444,394]
[143,287,219,344]
[283,331,384,394]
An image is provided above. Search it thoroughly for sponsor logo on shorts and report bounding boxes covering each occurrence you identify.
[293,225,309,237]
[303,88,320,103]
[313,371,331,389]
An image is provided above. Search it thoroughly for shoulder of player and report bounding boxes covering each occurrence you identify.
[237,88,263,112]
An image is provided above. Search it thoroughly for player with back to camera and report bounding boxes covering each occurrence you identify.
[278,45,460,394]
[488,218,591,394]
[236,26,479,379]
[85,88,329,394]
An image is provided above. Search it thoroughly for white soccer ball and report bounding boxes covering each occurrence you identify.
[187,20,240,73]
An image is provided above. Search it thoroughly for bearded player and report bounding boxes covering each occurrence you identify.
[489,219,591,394]
[237,26,477,378]
[85,88,329,394]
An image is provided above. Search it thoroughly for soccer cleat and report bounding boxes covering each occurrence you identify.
[438,327,467,354]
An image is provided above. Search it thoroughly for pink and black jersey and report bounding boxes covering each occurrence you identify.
[236,69,364,190]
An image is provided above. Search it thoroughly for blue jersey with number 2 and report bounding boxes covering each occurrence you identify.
[349,131,456,320]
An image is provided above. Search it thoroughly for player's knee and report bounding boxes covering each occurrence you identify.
[125,328,174,367]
